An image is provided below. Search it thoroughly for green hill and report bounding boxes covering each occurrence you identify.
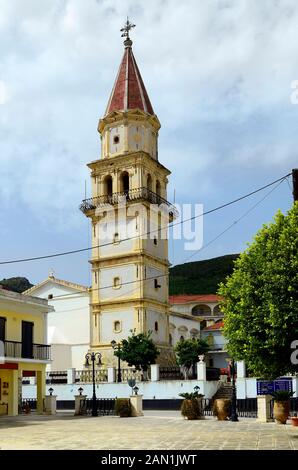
[169,254,239,295]
[0,277,33,293]
[1,254,238,296]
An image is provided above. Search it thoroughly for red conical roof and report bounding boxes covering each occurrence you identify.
[105,40,154,116]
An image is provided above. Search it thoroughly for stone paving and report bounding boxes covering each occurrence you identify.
[0,411,297,450]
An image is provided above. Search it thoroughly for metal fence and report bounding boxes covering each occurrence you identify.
[46,371,67,384]
[79,398,116,416]
[159,367,184,380]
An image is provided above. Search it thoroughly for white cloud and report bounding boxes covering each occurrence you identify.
[0,0,297,228]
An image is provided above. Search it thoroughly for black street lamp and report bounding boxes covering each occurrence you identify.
[230,358,239,422]
[111,340,122,383]
[85,351,102,417]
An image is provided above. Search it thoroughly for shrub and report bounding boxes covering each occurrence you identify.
[271,391,295,401]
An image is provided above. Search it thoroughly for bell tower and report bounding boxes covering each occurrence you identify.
[80,21,176,366]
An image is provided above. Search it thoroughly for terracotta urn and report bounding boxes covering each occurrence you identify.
[213,398,231,421]
[291,416,298,427]
[273,400,290,424]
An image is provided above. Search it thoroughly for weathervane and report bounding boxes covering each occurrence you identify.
[120,17,136,41]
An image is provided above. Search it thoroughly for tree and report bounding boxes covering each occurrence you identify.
[174,338,209,378]
[218,203,298,379]
[114,330,159,375]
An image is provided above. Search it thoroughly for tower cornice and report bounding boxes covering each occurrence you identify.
[98,108,160,135]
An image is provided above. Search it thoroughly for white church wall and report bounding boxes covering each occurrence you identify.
[23,379,219,401]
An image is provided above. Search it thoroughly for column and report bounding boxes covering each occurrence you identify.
[130,395,144,417]
[257,395,273,422]
[36,369,46,414]
[197,358,206,381]
[107,367,116,383]
[8,370,19,416]
[150,364,159,382]
[67,368,76,385]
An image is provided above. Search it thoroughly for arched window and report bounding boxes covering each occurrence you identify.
[190,328,199,339]
[154,321,158,332]
[180,335,185,341]
[103,175,113,197]
[147,174,152,191]
[192,304,212,317]
[213,305,222,316]
[120,171,129,194]
[156,180,161,196]
[114,321,121,332]
[169,334,173,346]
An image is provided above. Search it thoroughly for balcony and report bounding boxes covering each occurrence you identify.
[79,187,178,218]
[3,340,51,361]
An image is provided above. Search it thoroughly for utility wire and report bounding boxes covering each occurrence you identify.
[0,173,291,266]
[49,176,287,301]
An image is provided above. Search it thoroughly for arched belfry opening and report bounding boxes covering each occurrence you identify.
[120,171,129,194]
[104,175,113,197]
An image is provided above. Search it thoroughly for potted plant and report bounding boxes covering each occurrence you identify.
[179,389,205,420]
[271,390,295,424]
[291,413,298,427]
[213,398,231,421]
[114,398,132,418]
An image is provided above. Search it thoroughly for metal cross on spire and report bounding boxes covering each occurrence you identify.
[120,17,136,40]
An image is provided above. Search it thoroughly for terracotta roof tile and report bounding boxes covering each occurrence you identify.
[169,294,221,304]
[105,43,154,116]
[203,320,224,331]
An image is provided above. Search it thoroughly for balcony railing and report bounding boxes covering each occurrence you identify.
[3,340,51,361]
[79,187,178,217]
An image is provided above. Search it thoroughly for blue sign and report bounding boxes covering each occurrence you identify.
[257,379,292,395]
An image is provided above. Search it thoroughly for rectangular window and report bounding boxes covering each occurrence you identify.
[113,277,121,289]
[0,317,6,342]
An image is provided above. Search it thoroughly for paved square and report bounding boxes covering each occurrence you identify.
[0,411,297,450]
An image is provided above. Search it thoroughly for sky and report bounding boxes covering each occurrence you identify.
[0,0,297,287]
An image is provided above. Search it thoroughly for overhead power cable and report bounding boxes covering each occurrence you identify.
[0,172,291,266]
[49,176,288,301]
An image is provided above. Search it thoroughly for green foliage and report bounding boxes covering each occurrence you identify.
[114,330,159,372]
[179,391,204,400]
[271,390,295,401]
[169,254,238,295]
[174,338,209,369]
[219,203,298,379]
[114,398,131,417]
[0,277,33,293]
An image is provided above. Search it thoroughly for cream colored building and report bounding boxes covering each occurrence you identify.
[0,287,52,415]
[80,33,177,366]
[24,275,90,371]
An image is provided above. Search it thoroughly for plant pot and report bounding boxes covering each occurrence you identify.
[181,399,202,420]
[213,398,231,421]
[273,400,290,424]
[291,417,298,427]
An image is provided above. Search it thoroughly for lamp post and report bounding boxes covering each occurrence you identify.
[85,352,102,417]
[111,340,122,383]
[230,358,238,422]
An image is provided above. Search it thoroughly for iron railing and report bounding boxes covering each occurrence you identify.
[79,187,178,217]
[159,366,184,380]
[79,398,116,416]
[3,340,51,361]
[75,369,108,383]
[46,371,67,384]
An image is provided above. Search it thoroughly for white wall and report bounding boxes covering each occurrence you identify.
[101,308,134,343]
[23,379,219,400]
[28,281,90,370]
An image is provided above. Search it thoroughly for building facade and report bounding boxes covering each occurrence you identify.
[169,294,228,368]
[24,275,90,371]
[0,287,51,415]
[80,32,176,366]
